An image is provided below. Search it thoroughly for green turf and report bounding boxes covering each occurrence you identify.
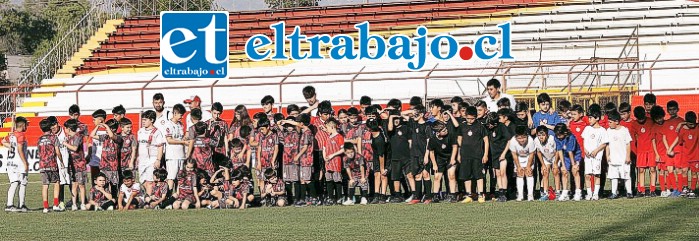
[0,174,698,241]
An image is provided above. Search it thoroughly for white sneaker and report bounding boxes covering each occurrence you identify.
[58,202,66,210]
[527,195,534,202]
[516,195,523,202]
[592,194,599,201]
[43,208,50,213]
[404,195,414,203]
[52,206,65,212]
[80,204,87,211]
[661,190,671,198]
[95,207,103,211]
[342,199,354,206]
[585,195,593,201]
[165,205,173,210]
[71,205,78,211]
[360,197,368,205]
[573,193,582,201]
[558,194,570,201]
[106,206,114,211]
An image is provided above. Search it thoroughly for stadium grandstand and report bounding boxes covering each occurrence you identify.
[2,0,699,145]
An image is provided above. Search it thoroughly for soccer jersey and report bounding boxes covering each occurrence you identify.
[192,136,215,172]
[280,130,300,165]
[177,170,197,196]
[533,111,560,135]
[664,116,684,151]
[137,127,165,164]
[556,135,582,162]
[100,135,123,171]
[257,131,279,168]
[299,128,314,167]
[228,122,252,140]
[344,155,365,176]
[679,126,699,161]
[509,136,536,164]
[428,134,454,162]
[634,120,654,154]
[652,122,676,161]
[55,127,69,167]
[371,131,387,164]
[119,133,137,168]
[152,182,169,201]
[581,126,608,160]
[607,126,632,165]
[163,120,186,159]
[185,109,211,130]
[489,123,513,161]
[90,129,107,167]
[120,183,142,201]
[620,119,637,154]
[206,118,229,154]
[68,134,87,172]
[459,122,488,161]
[323,133,345,172]
[389,124,411,161]
[89,185,112,205]
[5,131,28,172]
[568,119,588,152]
[38,133,60,171]
[535,135,557,162]
[347,123,373,162]
[409,120,430,158]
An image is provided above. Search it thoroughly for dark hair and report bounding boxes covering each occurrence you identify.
[211,102,223,112]
[95,172,107,180]
[338,108,348,116]
[173,104,186,115]
[536,93,552,104]
[92,109,107,119]
[261,95,275,105]
[120,118,132,126]
[515,125,528,136]
[39,119,52,132]
[496,98,511,108]
[486,78,501,89]
[190,108,202,121]
[516,102,529,113]
[465,106,478,117]
[239,125,252,139]
[232,105,252,127]
[64,119,78,132]
[536,125,548,135]
[431,121,446,132]
[153,93,164,101]
[47,116,58,126]
[319,100,333,111]
[122,170,134,180]
[302,86,316,99]
[558,100,571,111]
[257,118,270,128]
[194,121,208,135]
[69,104,80,115]
[387,99,402,110]
[360,96,372,106]
[643,93,656,104]
[618,102,631,113]
[667,100,679,109]
[297,113,311,126]
[105,119,119,131]
[112,105,126,115]
[587,105,602,119]
[273,113,285,123]
[364,106,377,117]
[196,170,211,185]
[347,107,359,116]
[430,99,444,109]
[571,104,584,114]
[608,110,621,122]
[366,118,380,132]
[325,117,339,127]
[230,138,244,149]
[458,102,470,110]
[142,110,156,122]
[253,112,267,120]
[154,168,168,181]
[264,168,276,179]
[184,158,198,170]
[486,112,499,126]
[287,104,300,114]
[603,102,617,113]
[633,106,646,120]
[650,106,665,123]
[497,108,512,120]
[413,105,426,116]
[230,168,244,181]
[553,123,569,136]
[474,100,487,108]
[343,142,355,150]
[14,116,27,125]
[410,96,423,107]
[450,96,463,104]
[442,105,453,113]
[686,111,697,124]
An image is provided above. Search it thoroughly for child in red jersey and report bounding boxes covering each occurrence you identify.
[95,119,122,197]
[207,102,229,171]
[674,112,699,197]
[255,118,279,194]
[279,116,302,206]
[63,119,88,211]
[342,143,368,205]
[322,118,345,205]
[228,138,249,170]
[146,169,174,209]
[86,173,115,211]
[173,159,200,209]
[262,169,287,207]
[634,106,656,197]
[651,106,676,197]
[662,101,684,197]
[119,118,137,172]
[187,122,216,176]
[38,118,65,213]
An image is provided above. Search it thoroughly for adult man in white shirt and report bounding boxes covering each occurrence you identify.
[184,95,211,129]
[482,79,516,112]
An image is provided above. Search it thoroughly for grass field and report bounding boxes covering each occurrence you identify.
[0,174,698,240]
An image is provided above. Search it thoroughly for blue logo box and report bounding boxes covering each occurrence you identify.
[160,11,229,79]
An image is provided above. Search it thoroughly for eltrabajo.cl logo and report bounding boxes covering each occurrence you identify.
[160,11,229,79]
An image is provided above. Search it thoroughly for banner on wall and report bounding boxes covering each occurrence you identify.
[0,146,41,174]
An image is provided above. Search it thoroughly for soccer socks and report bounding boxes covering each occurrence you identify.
[516,177,524,199]
[348,187,356,198]
[326,181,335,200]
[293,182,301,202]
[668,172,677,191]
[659,175,666,191]
[679,174,688,189]
[415,181,423,199]
[299,183,307,201]
[594,184,600,197]
[6,182,18,207]
[526,177,534,199]
[335,182,343,201]
[360,189,367,198]
[692,177,698,190]
[53,198,59,207]
[624,179,632,194]
[586,188,592,197]
[309,181,317,198]
[423,180,432,199]
[18,183,26,207]
[611,179,619,195]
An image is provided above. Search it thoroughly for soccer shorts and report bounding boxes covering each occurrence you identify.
[584,157,602,175]
[7,170,28,185]
[176,193,195,203]
[458,158,483,181]
[59,168,72,185]
[324,171,342,182]
[372,159,382,173]
[348,175,369,191]
[636,151,655,168]
[300,166,313,182]
[689,161,699,172]
[435,158,448,173]
[675,155,689,169]
[102,170,119,185]
[72,171,88,185]
[407,156,422,175]
[138,165,154,183]
[166,159,184,180]
[41,170,60,185]
[390,159,405,179]
[283,164,300,182]
[607,164,631,180]
[542,156,554,166]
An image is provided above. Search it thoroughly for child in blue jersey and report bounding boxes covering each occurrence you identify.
[554,123,583,201]
[532,93,560,136]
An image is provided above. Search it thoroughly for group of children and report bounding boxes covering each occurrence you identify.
[4,81,699,213]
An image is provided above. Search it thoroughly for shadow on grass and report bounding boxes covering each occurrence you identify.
[570,199,693,240]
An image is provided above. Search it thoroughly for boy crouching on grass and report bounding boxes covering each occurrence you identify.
[118,170,145,210]
[146,168,175,209]
[86,172,115,211]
